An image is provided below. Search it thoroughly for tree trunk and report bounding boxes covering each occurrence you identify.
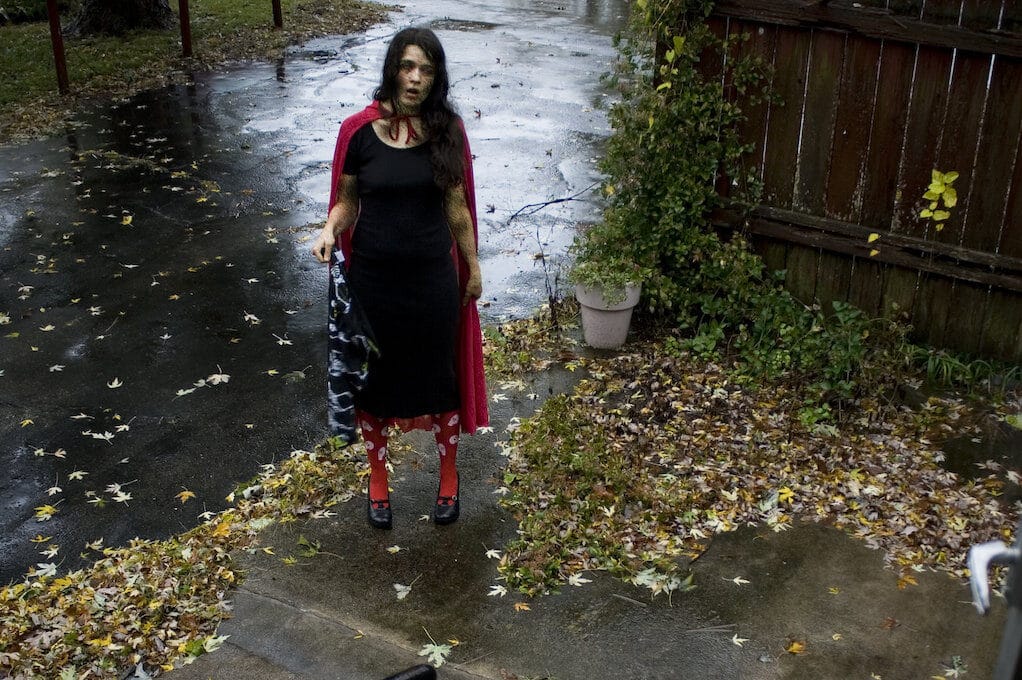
[66,0,174,37]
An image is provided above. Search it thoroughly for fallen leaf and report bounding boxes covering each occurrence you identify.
[418,642,453,668]
[568,573,592,586]
[34,504,58,521]
[513,602,531,612]
[785,640,806,655]
[176,490,196,504]
[897,574,918,590]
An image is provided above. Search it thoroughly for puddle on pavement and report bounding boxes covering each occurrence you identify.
[940,417,1022,503]
[428,18,500,31]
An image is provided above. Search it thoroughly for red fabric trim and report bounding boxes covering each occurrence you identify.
[328,102,489,434]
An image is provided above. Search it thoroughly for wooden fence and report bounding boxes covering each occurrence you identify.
[703,0,1022,362]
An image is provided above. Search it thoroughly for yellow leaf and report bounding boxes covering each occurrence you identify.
[832,633,842,641]
[828,586,840,595]
[266,369,280,376]
[196,196,209,203]
[121,214,133,225]
[869,249,880,257]
[211,520,232,538]
[922,190,940,201]
[867,233,880,243]
[931,169,943,184]
[785,640,806,655]
[919,209,933,218]
[168,294,181,301]
[935,223,945,232]
[448,638,461,646]
[932,210,950,221]
[176,489,196,504]
[34,505,58,520]
[778,486,795,504]
[20,419,34,427]
[262,547,275,555]
[88,634,113,648]
[897,574,918,589]
[282,556,298,565]
[30,534,52,543]
[944,170,959,183]
[514,602,531,612]
[354,630,365,639]
[943,187,958,207]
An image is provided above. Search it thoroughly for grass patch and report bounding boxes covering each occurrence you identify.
[0,0,389,142]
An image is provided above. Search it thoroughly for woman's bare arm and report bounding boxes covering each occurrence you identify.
[312,173,358,263]
[445,184,482,305]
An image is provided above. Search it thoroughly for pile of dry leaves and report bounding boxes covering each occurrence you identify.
[0,439,365,678]
[497,340,1019,596]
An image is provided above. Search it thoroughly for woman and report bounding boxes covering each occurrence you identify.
[312,27,488,530]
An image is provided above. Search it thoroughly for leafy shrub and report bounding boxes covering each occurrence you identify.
[595,0,915,416]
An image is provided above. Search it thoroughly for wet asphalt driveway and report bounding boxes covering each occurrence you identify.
[0,0,626,583]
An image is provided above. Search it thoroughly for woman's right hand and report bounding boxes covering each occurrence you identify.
[312,226,335,263]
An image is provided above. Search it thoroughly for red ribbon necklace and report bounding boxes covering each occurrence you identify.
[388,115,421,145]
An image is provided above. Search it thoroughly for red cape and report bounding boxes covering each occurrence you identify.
[328,101,489,434]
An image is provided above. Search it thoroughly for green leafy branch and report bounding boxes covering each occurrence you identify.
[920,169,959,232]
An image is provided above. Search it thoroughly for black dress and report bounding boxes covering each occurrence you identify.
[342,124,460,418]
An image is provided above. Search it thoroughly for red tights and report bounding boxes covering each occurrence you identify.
[357,410,460,503]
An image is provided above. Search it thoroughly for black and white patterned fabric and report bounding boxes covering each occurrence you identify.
[327,249,379,443]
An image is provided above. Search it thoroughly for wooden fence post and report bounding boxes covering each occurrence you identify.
[179,0,192,57]
[272,0,283,29]
[45,0,70,95]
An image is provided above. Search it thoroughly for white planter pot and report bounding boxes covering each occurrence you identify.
[575,283,641,349]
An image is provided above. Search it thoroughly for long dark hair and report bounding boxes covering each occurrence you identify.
[374,27,465,189]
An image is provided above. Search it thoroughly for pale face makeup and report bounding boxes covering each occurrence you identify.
[394,45,436,114]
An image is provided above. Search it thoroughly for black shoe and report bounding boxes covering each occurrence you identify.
[367,492,392,530]
[434,474,460,525]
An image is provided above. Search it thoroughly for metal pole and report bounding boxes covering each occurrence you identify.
[272,0,283,29]
[178,0,192,57]
[45,0,70,95]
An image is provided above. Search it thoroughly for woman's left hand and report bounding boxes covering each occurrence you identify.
[463,269,482,306]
